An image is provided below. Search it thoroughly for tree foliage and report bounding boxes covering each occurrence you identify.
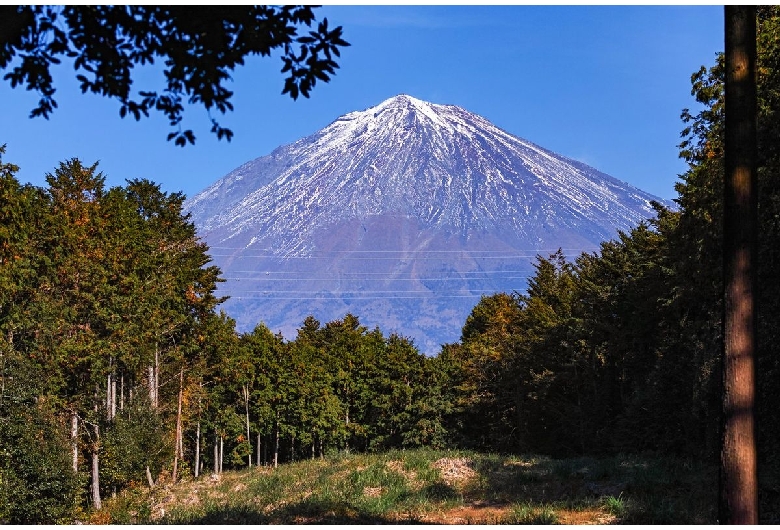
[0,5,349,145]
[5,7,780,523]
[433,8,780,518]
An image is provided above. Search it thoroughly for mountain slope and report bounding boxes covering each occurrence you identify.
[186,94,667,352]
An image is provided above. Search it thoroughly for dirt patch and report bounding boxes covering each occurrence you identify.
[411,503,617,525]
[363,486,384,498]
[557,508,617,525]
[419,502,507,525]
[386,460,415,479]
[432,457,476,486]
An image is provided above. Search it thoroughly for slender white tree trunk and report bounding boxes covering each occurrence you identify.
[92,386,102,509]
[147,365,156,409]
[148,346,160,409]
[194,421,201,478]
[172,368,183,483]
[244,384,252,467]
[71,413,79,473]
[213,434,219,474]
[219,435,224,473]
[273,421,279,469]
[91,424,101,510]
[106,373,116,421]
[154,346,159,409]
[111,374,116,420]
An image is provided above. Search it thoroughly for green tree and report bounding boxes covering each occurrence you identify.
[0,5,349,145]
[0,398,80,523]
[364,333,426,451]
[319,314,373,452]
[0,154,232,511]
[453,292,523,451]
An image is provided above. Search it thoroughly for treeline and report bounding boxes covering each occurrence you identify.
[0,155,454,522]
[3,6,780,523]
[441,5,780,504]
[0,156,225,521]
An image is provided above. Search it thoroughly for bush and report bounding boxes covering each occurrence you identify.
[0,398,80,523]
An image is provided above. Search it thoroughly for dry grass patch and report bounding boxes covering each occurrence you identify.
[98,449,717,524]
[433,457,477,486]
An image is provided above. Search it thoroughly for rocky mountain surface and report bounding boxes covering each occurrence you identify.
[185,94,667,353]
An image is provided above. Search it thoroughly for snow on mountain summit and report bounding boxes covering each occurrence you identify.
[185,94,667,352]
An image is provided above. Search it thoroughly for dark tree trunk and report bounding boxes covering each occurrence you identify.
[721,5,759,525]
[257,433,261,468]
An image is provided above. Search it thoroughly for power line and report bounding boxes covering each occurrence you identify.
[222,269,535,275]
[224,294,498,301]
[206,246,600,253]
[221,276,534,281]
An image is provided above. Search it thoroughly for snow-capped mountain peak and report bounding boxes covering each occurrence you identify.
[185,95,667,352]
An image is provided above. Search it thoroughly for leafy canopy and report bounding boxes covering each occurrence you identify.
[0,5,349,146]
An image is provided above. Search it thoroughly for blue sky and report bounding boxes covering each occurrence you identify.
[0,5,723,202]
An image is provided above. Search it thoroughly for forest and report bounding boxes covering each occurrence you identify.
[1,7,779,524]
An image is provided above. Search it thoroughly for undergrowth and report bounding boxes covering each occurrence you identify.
[97,449,717,524]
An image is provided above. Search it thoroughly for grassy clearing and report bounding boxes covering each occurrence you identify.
[97,448,717,524]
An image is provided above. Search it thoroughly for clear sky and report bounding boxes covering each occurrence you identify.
[0,4,723,202]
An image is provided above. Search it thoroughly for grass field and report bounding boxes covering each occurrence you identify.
[96,449,718,524]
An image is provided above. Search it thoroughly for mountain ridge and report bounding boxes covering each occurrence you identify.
[185,94,668,352]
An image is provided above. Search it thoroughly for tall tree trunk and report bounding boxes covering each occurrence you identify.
[146,466,155,488]
[148,346,160,409]
[71,413,79,473]
[91,424,101,510]
[345,400,350,453]
[244,384,252,467]
[214,434,219,474]
[219,435,224,474]
[195,421,201,478]
[1,330,8,403]
[111,373,116,420]
[172,368,184,483]
[721,5,759,525]
[147,365,156,409]
[120,372,124,412]
[274,419,280,469]
[257,433,261,468]
[106,372,116,421]
[92,386,102,509]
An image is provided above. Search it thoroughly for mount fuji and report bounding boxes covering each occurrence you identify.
[185,94,667,353]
